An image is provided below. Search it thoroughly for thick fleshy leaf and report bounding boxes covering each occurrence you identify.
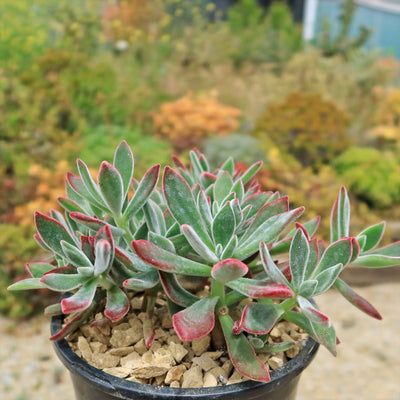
[297,296,330,328]
[123,164,160,220]
[251,340,294,353]
[40,272,88,292]
[181,224,219,264]
[314,238,355,275]
[69,212,125,236]
[8,278,46,291]
[298,280,318,298]
[113,140,134,197]
[331,186,350,242]
[285,216,321,240]
[304,238,320,280]
[285,310,337,356]
[163,166,213,249]
[94,239,112,276]
[235,303,284,334]
[221,235,239,259]
[26,262,54,278]
[199,172,217,188]
[77,159,104,205]
[242,192,273,219]
[57,197,86,214]
[61,278,98,314]
[226,278,293,299]
[104,286,130,321]
[334,278,382,319]
[313,263,343,296]
[289,228,310,288]
[67,172,96,205]
[123,269,159,290]
[143,200,166,236]
[61,240,93,268]
[260,242,290,286]
[234,207,305,260]
[211,259,249,283]
[357,222,386,253]
[98,161,124,215]
[214,172,233,204]
[239,161,263,185]
[115,247,152,272]
[172,296,218,341]
[219,313,270,383]
[212,202,236,248]
[197,190,213,228]
[44,303,63,316]
[35,212,76,256]
[353,241,400,267]
[132,240,211,276]
[158,271,199,307]
[220,157,234,176]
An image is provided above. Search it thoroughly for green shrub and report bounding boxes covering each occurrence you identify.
[333,147,400,208]
[252,91,351,168]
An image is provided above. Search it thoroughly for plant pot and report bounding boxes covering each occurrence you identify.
[51,314,319,400]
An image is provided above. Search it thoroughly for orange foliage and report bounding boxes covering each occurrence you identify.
[153,92,241,152]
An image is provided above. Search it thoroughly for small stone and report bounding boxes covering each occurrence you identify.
[126,376,148,384]
[192,335,211,356]
[202,351,224,360]
[161,314,173,329]
[80,325,108,344]
[168,341,188,363]
[192,355,218,372]
[92,353,120,369]
[169,380,180,388]
[165,365,187,384]
[281,332,295,343]
[181,365,203,388]
[112,322,130,331]
[154,374,167,386]
[153,348,175,367]
[77,336,93,363]
[132,366,169,379]
[166,334,181,345]
[120,351,143,369]
[208,366,228,380]
[130,297,143,310]
[110,326,143,348]
[268,356,284,370]
[89,341,107,354]
[108,347,135,357]
[286,343,301,358]
[103,367,132,378]
[154,328,168,342]
[269,327,281,340]
[228,369,247,385]
[149,340,162,352]
[203,371,218,387]
[222,360,233,375]
[134,339,148,355]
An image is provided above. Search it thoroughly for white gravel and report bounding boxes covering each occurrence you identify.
[1,282,399,400]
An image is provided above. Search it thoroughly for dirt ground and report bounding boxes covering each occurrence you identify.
[1,282,399,400]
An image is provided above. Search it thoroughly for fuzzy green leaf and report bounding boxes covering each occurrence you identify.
[61,278,98,314]
[226,278,293,299]
[105,285,130,321]
[40,273,89,292]
[212,202,236,248]
[94,239,112,276]
[289,228,310,288]
[219,313,270,383]
[297,296,330,328]
[211,259,249,283]
[98,161,124,215]
[113,140,134,197]
[26,262,54,278]
[61,241,92,268]
[214,172,233,204]
[331,186,350,242]
[123,269,159,290]
[77,159,105,205]
[8,278,46,291]
[260,242,290,286]
[159,271,199,307]
[313,263,343,296]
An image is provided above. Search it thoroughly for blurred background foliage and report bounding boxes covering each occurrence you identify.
[0,0,400,317]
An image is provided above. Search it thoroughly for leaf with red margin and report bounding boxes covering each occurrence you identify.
[25,262,54,278]
[357,221,386,252]
[81,235,95,262]
[94,239,112,276]
[104,286,130,321]
[352,241,400,268]
[143,317,155,348]
[199,172,217,188]
[297,296,331,328]
[61,278,97,314]
[239,161,263,186]
[113,140,134,197]
[289,228,310,288]
[330,186,350,242]
[334,278,382,319]
[211,259,249,284]
[40,272,89,292]
[35,212,76,256]
[172,296,218,341]
[158,271,199,307]
[98,161,124,215]
[57,196,85,214]
[123,269,159,290]
[226,278,293,299]
[219,313,270,383]
[235,303,284,335]
[69,212,125,236]
[260,242,290,286]
[123,164,160,220]
[171,154,187,170]
[132,240,211,277]
[241,192,273,219]
[8,278,46,291]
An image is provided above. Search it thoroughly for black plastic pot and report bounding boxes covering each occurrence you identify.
[51,314,319,400]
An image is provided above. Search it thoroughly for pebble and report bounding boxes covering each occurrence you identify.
[168,341,188,363]
[165,365,187,384]
[110,326,143,347]
[91,353,120,369]
[181,365,203,388]
[192,355,218,371]
[268,356,284,370]
[192,335,211,356]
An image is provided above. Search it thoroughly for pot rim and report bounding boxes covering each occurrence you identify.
[51,313,319,398]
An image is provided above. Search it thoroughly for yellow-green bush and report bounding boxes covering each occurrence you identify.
[252,91,351,168]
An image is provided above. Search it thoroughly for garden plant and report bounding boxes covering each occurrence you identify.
[8,141,400,386]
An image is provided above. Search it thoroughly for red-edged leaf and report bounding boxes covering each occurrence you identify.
[289,228,310,288]
[81,235,95,262]
[200,171,217,187]
[40,272,88,292]
[69,212,125,236]
[132,240,211,276]
[260,242,290,285]
[172,296,218,341]
[8,278,46,291]
[226,278,293,299]
[331,186,350,242]
[239,161,263,185]
[158,271,199,307]
[298,296,330,328]
[219,313,270,383]
[143,317,155,348]
[61,279,97,314]
[123,269,159,290]
[211,259,249,283]
[26,262,54,278]
[334,278,382,319]
[104,286,130,321]
[357,222,386,252]
[44,303,63,316]
[123,164,160,220]
[236,303,284,335]
[98,161,124,215]
[35,212,76,256]
[171,154,187,170]
[353,241,400,268]
[57,196,85,213]
[94,239,112,276]
[113,140,134,197]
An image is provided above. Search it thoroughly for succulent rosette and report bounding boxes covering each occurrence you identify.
[9,141,400,383]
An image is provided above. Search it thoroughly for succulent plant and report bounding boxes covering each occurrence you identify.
[8,141,400,383]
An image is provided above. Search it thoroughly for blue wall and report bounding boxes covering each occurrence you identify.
[314,0,400,58]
